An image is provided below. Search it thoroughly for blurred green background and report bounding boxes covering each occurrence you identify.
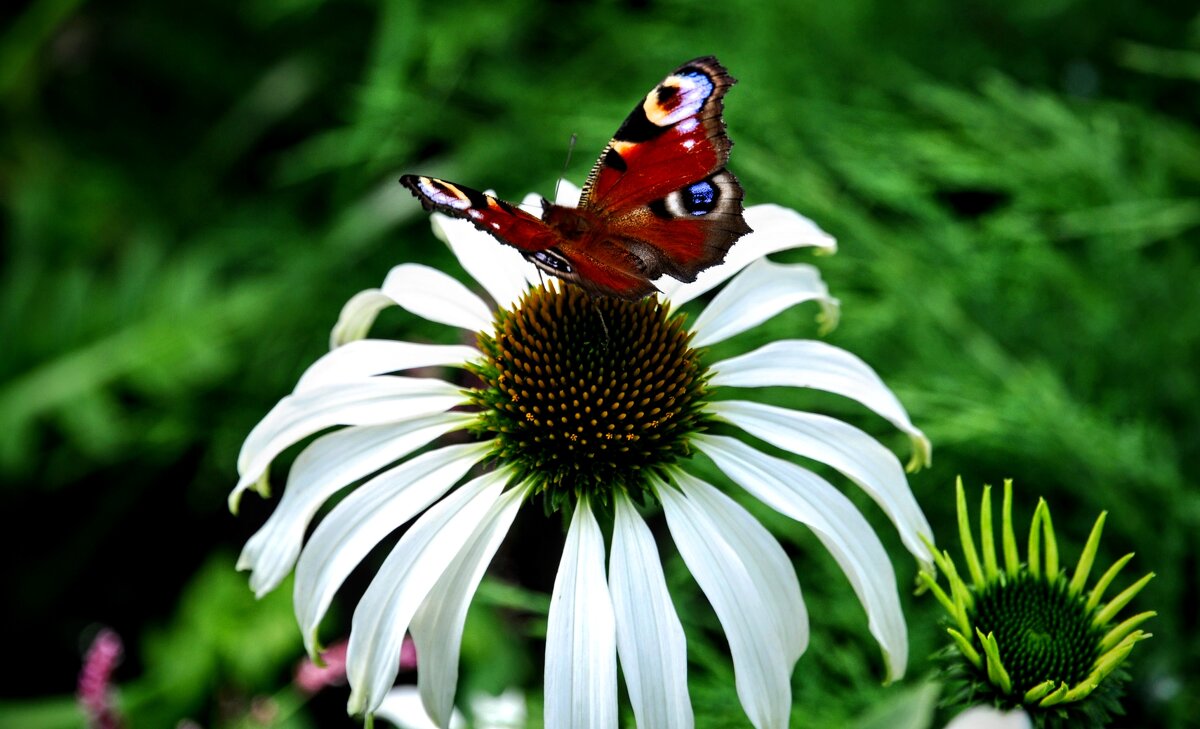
[2,0,1198,727]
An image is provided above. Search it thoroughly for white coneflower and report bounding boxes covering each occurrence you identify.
[232,181,935,729]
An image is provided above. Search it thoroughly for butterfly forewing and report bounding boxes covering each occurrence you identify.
[580,57,735,210]
[399,175,559,252]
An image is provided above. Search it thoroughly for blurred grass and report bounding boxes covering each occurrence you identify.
[2,0,1197,727]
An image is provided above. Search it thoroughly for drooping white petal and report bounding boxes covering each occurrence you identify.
[231,376,466,512]
[295,340,479,393]
[659,204,837,309]
[346,472,506,716]
[609,493,693,729]
[381,263,494,332]
[690,258,839,347]
[376,686,467,729]
[708,399,935,572]
[237,412,475,597]
[293,440,491,658]
[330,288,395,349]
[709,339,932,471]
[673,471,808,664]
[656,475,794,729]
[695,433,909,681]
[410,482,526,729]
[432,212,535,311]
[545,501,617,729]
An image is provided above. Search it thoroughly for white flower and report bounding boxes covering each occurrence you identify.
[377,686,525,729]
[943,706,1032,729]
[232,181,935,729]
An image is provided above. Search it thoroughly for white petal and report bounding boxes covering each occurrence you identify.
[673,471,808,664]
[658,204,837,309]
[292,440,491,657]
[330,289,395,349]
[381,263,494,332]
[237,412,474,597]
[944,706,1033,729]
[657,475,794,729]
[346,472,506,716]
[470,688,527,729]
[694,434,909,681]
[709,339,932,471]
[554,179,583,206]
[432,213,535,311]
[609,493,693,729]
[410,482,526,729]
[231,376,465,512]
[708,399,935,572]
[375,683,467,729]
[544,501,617,729]
[295,340,479,393]
[231,376,466,512]
[690,258,839,347]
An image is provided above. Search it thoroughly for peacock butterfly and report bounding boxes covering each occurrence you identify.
[400,56,752,300]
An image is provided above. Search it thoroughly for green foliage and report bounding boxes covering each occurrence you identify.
[2,0,1197,727]
[126,554,301,725]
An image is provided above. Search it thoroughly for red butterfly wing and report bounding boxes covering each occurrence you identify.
[582,57,731,209]
[400,57,751,301]
[401,175,612,292]
[567,56,752,283]
[400,175,561,252]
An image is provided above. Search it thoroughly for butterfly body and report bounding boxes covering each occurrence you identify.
[401,57,751,300]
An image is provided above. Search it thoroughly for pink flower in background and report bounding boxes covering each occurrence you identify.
[296,639,349,694]
[400,637,418,671]
[78,628,124,729]
[297,636,417,694]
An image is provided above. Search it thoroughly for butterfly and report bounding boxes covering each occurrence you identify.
[400,56,752,300]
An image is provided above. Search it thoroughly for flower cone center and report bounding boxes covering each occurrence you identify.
[470,283,708,507]
[971,574,1103,694]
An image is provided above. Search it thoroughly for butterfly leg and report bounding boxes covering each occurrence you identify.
[585,292,611,343]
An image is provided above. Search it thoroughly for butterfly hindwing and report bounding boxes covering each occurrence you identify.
[575,56,751,282]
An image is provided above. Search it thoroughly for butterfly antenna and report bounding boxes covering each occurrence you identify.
[552,133,578,204]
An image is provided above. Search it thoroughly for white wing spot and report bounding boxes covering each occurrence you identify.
[644,72,714,127]
[418,178,472,210]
